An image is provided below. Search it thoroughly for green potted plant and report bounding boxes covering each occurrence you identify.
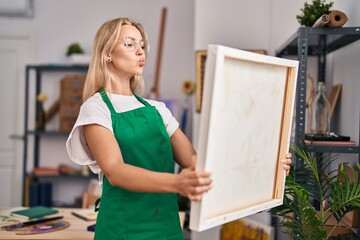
[296,0,334,26]
[271,145,360,240]
[66,42,84,57]
[66,42,90,64]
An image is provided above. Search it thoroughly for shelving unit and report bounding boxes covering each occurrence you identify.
[22,64,94,207]
[276,27,360,236]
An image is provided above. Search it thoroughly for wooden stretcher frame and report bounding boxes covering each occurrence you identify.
[190,45,298,232]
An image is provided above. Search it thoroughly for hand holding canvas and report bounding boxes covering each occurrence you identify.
[281,153,292,176]
[176,156,213,201]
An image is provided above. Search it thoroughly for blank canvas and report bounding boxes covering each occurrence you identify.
[190,45,298,232]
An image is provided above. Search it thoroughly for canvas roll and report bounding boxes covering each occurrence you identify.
[313,14,330,27]
[327,10,348,28]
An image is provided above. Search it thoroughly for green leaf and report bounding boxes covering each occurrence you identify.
[272,145,360,240]
[296,0,334,26]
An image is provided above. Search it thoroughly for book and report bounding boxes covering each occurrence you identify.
[33,167,59,176]
[72,209,98,221]
[305,133,350,141]
[29,182,53,207]
[304,139,356,146]
[39,182,53,207]
[29,182,39,207]
[11,206,59,220]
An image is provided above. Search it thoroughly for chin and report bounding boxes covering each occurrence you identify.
[135,69,144,75]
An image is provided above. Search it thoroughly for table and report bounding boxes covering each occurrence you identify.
[0,208,94,240]
[0,208,186,239]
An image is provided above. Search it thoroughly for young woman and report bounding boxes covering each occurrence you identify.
[66,17,291,240]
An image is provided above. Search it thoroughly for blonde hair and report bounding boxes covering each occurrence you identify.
[83,17,148,102]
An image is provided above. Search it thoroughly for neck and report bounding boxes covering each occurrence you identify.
[105,77,133,96]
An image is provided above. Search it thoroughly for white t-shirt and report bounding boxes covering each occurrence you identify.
[66,92,179,185]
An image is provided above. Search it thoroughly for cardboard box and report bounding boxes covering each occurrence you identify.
[325,164,358,237]
[60,118,76,133]
[61,90,83,103]
[61,75,85,91]
[60,75,85,103]
[60,103,81,119]
[325,211,356,237]
[59,75,85,132]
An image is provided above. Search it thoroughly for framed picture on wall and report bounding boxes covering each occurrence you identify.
[190,44,298,232]
[195,49,267,113]
[195,50,207,113]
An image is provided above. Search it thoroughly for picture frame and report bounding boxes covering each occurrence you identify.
[327,83,342,118]
[195,50,207,113]
[0,0,34,18]
[190,45,298,232]
[220,217,274,240]
[195,49,267,113]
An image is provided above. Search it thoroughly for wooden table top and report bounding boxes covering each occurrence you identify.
[0,208,94,240]
[0,208,186,240]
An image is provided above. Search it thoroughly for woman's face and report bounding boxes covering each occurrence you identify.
[109,25,146,78]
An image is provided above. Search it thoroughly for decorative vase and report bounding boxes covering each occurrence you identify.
[310,81,331,134]
[36,102,46,131]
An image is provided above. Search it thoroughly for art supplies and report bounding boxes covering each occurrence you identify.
[11,206,58,220]
[1,216,63,231]
[71,209,98,221]
[15,220,69,235]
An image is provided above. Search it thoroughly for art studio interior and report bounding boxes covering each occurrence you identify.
[0,0,360,239]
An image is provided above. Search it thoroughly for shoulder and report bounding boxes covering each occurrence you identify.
[142,98,171,116]
[74,93,112,132]
[80,93,110,119]
[138,96,169,111]
[142,97,179,136]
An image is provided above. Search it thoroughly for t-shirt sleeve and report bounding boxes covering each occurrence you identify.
[150,100,179,137]
[65,97,112,174]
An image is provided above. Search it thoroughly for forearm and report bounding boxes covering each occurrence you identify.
[106,162,178,193]
[171,128,196,168]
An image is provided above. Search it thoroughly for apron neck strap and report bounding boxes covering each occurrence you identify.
[133,94,150,107]
[99,88,116,114]
[99,88,150,113]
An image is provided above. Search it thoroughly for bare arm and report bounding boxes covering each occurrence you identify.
[170,128,196,168]
[83,124,212,200]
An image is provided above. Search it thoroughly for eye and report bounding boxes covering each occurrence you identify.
[126,42,135,48]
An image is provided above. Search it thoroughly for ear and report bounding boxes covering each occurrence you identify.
[106,54,112,63]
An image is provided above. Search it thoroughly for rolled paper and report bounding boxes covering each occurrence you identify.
[327,10,348,28]
[313,14,330,27]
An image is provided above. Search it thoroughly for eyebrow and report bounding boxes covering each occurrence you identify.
[123,36,144,41]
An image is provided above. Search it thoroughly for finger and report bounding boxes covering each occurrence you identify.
[283,165,290,170]
[193,184,213,194]
[286,153,292,159]
[189,194,203,202]
[281,159,292,165]
[196,176,213,186]
[193,171,212,179]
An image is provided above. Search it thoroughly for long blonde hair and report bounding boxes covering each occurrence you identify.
[83,17,148,102]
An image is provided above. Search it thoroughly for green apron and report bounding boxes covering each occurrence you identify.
[94,89,184,240]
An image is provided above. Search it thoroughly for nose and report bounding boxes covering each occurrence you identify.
[136,47,144,55]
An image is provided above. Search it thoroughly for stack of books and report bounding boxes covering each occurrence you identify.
[304,133,356,146]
